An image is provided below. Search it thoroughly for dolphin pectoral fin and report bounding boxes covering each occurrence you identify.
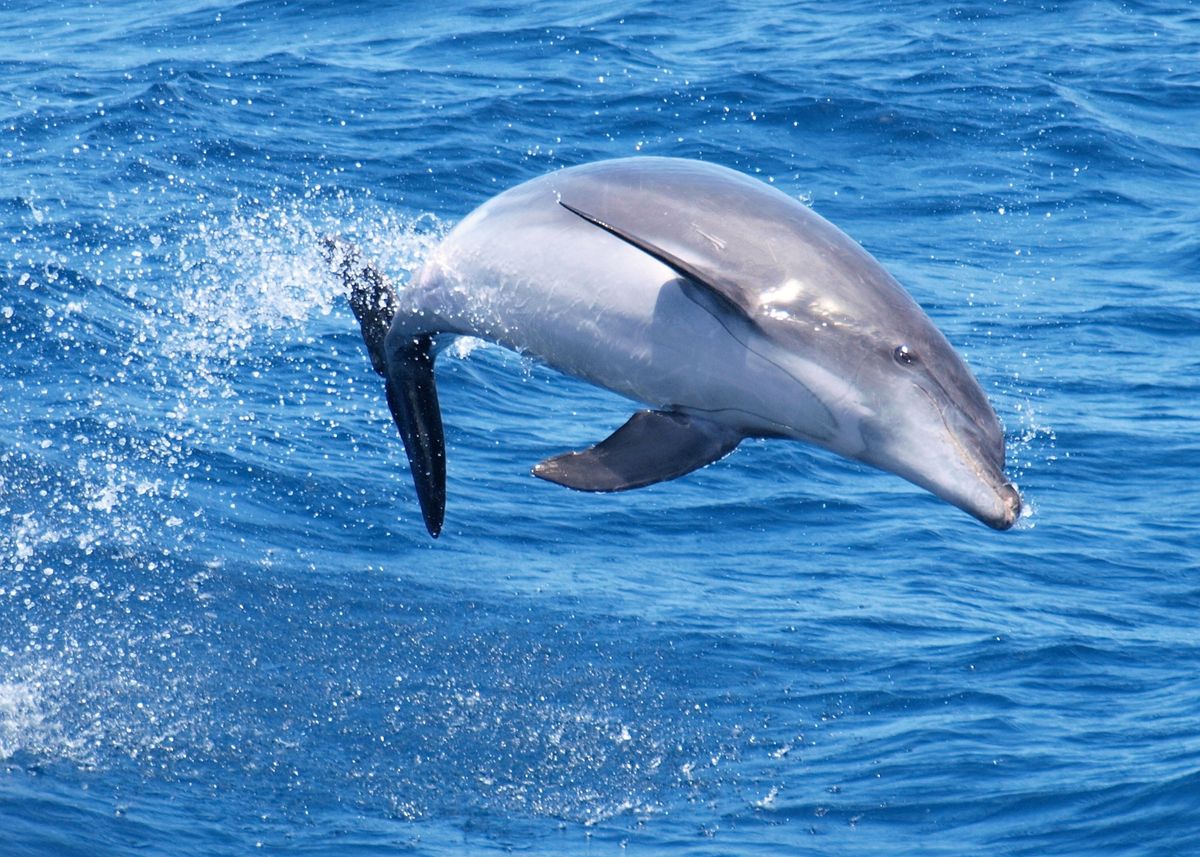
[321,235,398,378]
[532,410,742,492]
[385,334,446,538]
[558,200,757,323]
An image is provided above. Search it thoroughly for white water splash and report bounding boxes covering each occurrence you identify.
[0,679,47,761]
[0,664,92,766]
[0,194,450,773]
[165,200,447,384]
[1007,398,1057,529]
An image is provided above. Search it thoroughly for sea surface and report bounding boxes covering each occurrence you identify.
[2,1,1198,854]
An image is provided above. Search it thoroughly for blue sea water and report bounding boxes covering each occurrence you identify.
[2,0,1198,854]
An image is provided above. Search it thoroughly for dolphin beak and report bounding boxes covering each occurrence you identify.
[910,370,1022,531]
[980,481,1023,530]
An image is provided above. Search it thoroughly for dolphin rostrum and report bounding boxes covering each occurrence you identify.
[325,157,1022,537]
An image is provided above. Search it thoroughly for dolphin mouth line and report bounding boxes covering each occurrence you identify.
[914,381,1014,526]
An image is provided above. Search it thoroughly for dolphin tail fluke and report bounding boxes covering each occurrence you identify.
[532,410,742,492]
[321,235,397,378]
[384,334,446,538]
[321,236,446,538]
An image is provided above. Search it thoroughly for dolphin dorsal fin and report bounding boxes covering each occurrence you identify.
[532,410,742,492]
[558,200,758,324]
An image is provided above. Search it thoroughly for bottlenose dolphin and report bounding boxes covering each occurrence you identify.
[326,157,1021,537]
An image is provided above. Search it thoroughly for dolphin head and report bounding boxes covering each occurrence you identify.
[844,319,1022,530]
[504,156,1024,530]
[755,230,1022,530]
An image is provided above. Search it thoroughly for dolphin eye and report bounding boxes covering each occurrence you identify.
[893,344,918,366]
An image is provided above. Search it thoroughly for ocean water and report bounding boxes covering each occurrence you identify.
[2,0,1198,854]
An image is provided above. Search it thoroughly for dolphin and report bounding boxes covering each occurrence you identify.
[325,157,1021,537]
